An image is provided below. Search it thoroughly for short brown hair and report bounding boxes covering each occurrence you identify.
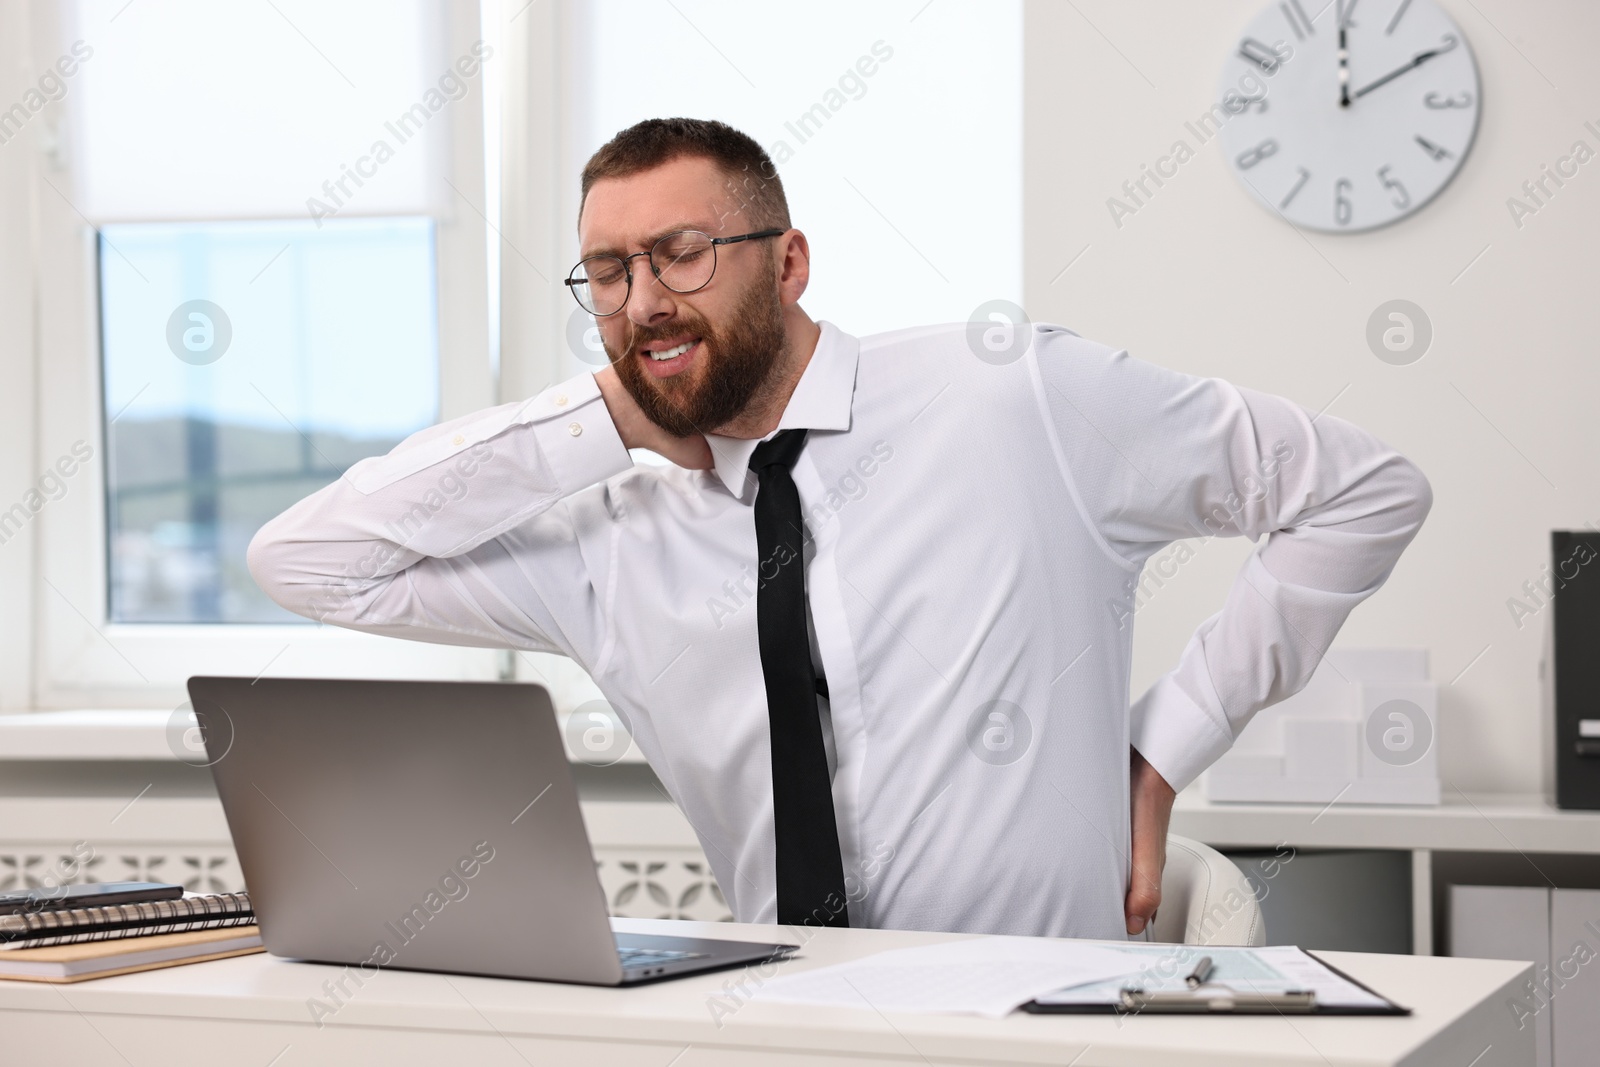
[578,117,791,235]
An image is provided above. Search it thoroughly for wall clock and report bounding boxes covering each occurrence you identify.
[1217,0,1480,232]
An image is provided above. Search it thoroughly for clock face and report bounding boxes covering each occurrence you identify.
[1217,0,1480,233]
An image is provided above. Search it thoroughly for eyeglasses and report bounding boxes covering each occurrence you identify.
[564,228,785,317]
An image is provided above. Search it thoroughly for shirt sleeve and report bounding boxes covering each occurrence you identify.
[1031,324,1433,793]
[246,370,634,658]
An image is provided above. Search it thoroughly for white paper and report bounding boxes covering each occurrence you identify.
[750,935,1143,1018]
[1034,943,1392,1011]
[1252,946,1390,1009]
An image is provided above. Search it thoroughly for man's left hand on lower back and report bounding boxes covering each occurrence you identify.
[1126,746,1176,936]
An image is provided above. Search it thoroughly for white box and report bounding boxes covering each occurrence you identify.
[1204,647,1440,806]
[1283,717,1358,781]
[1358,681,1439,785]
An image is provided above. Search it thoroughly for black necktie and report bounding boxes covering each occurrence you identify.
[749,427,849,928]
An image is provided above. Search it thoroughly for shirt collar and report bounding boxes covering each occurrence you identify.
[703,319,859,500]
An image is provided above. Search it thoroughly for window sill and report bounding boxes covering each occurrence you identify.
[0,710,181,760]
[0,709,649,764]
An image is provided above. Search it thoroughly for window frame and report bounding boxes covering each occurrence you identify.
[27,0,507,710]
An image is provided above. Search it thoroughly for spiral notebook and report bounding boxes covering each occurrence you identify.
[0,926,263,983]
[0,891,255,951]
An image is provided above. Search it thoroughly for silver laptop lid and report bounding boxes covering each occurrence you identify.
[187,676,625,985]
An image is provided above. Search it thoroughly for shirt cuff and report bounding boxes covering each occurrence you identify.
[1129,650,1234,795]
[530,371,633,495]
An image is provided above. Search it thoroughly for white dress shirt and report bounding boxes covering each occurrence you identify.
[248,319,1431,940]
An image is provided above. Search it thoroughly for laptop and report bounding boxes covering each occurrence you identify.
[186,676,797,985]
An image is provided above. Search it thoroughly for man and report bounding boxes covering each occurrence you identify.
[249,117,1432,942]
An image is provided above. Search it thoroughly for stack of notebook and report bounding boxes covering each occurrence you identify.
[0,889,261,983]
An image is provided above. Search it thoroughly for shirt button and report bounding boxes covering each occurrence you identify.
[568,422,583,437]
[451,434,465,445]
[555,394,569,407]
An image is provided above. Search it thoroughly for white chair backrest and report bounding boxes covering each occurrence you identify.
[1150,834,1267,947]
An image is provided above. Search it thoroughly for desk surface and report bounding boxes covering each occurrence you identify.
[1,918,1532,1067]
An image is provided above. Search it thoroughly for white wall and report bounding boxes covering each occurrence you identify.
[0,1,39,712]
[1024,0,1600,794]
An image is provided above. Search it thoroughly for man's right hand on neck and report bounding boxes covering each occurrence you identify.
[595,365,715,471]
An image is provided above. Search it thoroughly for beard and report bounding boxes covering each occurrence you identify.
[606,264,789,439]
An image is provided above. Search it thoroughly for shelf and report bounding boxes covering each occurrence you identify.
[1173,790,1600,855]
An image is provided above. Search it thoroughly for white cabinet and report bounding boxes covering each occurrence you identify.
[1451,885,1552,1067]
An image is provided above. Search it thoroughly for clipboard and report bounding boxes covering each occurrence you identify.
[1021,946,1411,1016]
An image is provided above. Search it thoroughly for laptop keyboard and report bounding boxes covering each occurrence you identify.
[617,945,709,969]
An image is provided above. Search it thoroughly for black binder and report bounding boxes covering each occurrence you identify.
[1550,530,1600,809]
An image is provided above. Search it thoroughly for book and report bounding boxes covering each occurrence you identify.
[0,881,184,915]
[0,925,263,983]
[0,891,254,950]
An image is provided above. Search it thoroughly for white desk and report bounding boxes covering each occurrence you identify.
[0,918,1533,1066]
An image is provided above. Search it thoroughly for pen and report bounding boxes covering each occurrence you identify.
[1185,955,1215,988]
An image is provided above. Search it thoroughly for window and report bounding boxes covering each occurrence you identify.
[19,0,1024,711]
[561,0,1023,379]
[32,0,499,706]
[99,219,440,624]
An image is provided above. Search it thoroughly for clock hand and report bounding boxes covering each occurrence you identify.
[1339,27,1351,107]
[1337,0,1358,107]
[1350,33,1458,101]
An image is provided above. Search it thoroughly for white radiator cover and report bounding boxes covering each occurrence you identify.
[0,797,732,924]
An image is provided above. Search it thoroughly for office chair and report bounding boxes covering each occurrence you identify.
[1149,835,1267,946]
